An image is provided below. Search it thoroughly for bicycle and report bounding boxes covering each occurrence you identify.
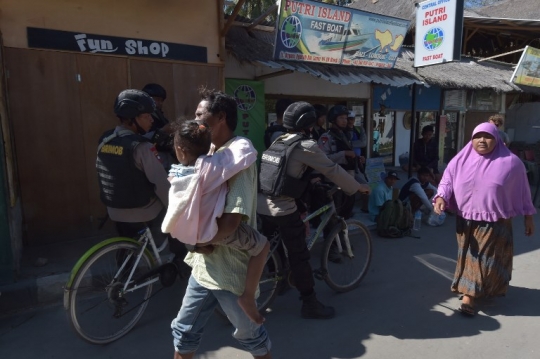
[64,227,177,345]
[231,184,373,316]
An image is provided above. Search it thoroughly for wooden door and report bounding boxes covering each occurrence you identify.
[5,49,86,244]
[463,111,497,144]
[172,64,222,118]
[76,54,128,234]
[129,60,175,121]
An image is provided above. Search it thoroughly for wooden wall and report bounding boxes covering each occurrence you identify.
[5,48,222,245]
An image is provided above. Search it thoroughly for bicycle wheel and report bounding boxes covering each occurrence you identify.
[66,240,155,344]
[257,250,283,313]
[215,250,283,319]
[321,219,372,292]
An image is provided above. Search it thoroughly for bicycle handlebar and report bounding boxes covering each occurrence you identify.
[312,182,339,198]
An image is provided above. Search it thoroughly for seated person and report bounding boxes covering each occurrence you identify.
[398,167,437,214]
[368,171,400,222]
[413,125,441,184]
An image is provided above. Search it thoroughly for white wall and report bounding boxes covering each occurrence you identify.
[394,111,410,166]
[225,56,370,98]
[505,102,540,144]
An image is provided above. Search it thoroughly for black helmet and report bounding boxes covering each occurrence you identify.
[327,105,349,123]
[283,102,317,130]
[142,83,167,100]
[114,89,156,119]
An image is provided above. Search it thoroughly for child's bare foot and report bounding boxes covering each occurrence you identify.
[238,294,265,324]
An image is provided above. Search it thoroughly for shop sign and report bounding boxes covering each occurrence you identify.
[273,0,409,69]
[511,46,540,87]
[225,79,266,160]
[414,0,464,68]
[27,27,207,63]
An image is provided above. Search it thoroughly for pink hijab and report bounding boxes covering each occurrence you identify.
[436,122,536,221]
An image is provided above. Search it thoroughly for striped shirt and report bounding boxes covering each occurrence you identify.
[184,137,258,296]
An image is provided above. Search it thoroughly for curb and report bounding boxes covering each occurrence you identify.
[0,273,69,315]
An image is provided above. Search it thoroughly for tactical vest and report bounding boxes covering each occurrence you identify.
[328,128,355,170]
[398,178,430,202]
[96,130,156,209]
[259,134,312,199]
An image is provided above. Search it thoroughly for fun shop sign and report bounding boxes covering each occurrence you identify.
[414,0,463,68]
[27,27,207,63]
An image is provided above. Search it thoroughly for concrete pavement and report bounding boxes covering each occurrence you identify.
[1,205,539,358]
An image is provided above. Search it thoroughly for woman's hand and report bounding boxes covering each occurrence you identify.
[434,197,446,215]
[524,215,535,237]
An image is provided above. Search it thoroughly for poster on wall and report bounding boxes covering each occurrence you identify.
[365,157,386,189]
[372,113,394,164]
[274,0,409,68]
[225,79,266,159]
[414,0,464,67]
[511,46,540,87]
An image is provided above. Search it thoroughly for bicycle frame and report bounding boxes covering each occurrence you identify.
[265,192,355,262]
[116,228,168,294]
[302,200,354,258]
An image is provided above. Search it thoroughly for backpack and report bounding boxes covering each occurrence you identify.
[264,124,287,148]
[259,134,312,199]
[376,199,413,238]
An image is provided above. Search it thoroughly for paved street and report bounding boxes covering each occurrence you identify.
[1,213,539,359]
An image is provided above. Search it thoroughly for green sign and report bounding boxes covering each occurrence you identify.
[225,79,266,160]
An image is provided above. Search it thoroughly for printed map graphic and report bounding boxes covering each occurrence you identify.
[375,30,404,53]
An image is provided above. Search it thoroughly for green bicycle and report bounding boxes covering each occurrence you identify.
[64,227,177,344]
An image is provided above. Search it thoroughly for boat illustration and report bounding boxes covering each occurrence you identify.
[318,25,372,52]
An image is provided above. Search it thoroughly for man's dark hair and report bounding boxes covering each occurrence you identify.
[421,125,434,135]
[172,119,211,159]
[199,87,237,131]
[275,98,293,119]
[417,167,431,176]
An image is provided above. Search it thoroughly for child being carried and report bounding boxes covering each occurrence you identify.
[162,119,269,324]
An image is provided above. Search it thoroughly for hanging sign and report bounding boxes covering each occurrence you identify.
[27,27,207,63]
[414,0,464,68]
[273,0,409,69]
[511,46,540,87]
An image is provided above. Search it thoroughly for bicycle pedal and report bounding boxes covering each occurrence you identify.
[313,268,326,281]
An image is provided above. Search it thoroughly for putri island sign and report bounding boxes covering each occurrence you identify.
[414,0,464,68]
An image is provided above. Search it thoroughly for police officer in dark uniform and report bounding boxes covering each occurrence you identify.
[142,83,175,169]
[318,105,358,219]
[96,89,187,272]
[257,102,370,320]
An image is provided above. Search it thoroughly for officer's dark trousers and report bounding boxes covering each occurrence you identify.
[259,211,315,297]
[333,189,355,220]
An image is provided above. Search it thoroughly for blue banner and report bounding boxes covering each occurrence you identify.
[274,0,410,69]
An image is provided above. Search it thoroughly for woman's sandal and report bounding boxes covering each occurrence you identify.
[458,303,475,317]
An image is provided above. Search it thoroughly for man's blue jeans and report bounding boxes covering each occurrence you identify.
[171,276,271,356]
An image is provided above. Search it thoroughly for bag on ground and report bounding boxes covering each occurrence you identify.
[376,199,413,238]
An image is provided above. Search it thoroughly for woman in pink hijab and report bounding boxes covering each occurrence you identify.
[434,122,536,316]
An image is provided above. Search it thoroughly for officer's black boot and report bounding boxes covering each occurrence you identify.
[300,292,335,319]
